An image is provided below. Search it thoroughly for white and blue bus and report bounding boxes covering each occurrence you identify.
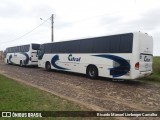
[38,32,153,79]
[4,43,40,66]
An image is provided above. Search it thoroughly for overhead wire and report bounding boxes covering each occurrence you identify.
[1,17,50,44]
[1,11,134,44]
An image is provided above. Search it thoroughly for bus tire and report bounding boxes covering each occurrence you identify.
[20,60,23,67]
[45,62,51,71]
[7,59,9,64]
[86,65,98,79]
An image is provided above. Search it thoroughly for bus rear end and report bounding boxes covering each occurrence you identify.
[29,44,40,66]
[134,33,153,79]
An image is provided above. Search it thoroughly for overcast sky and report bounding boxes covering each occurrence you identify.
[0,0,160,56]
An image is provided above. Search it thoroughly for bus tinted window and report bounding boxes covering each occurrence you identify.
[92,37,109,53]
[41,33,133,53]
[23,45,30,52]
[120,34,133,53]
[6,45,30,53]
[67,41,80,53]
[79,39,93,53]
[32,44,40,50]
[109,36,121,53]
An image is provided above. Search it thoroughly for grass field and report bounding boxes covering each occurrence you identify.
[0,75,115,120]
[0,75,85,111]
[140,56,160,82]
[0,75,86,120]
[0,75,114,120]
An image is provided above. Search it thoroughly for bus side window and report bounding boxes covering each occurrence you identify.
[109,36,121,53]
[120,34,133,53]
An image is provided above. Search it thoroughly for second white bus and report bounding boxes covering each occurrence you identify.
[4,43,40,66]
[38,32,153,79]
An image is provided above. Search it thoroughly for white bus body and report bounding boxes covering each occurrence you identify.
[38,32,153,79]
[4,43,40,66]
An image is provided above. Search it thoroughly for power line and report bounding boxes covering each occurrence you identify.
[1,11,135,44]
[55,11,126,28]
[1,17,50,44]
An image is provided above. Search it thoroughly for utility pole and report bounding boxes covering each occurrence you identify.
[51,14,54,42]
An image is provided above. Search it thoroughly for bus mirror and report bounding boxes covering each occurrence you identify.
[37,50,43,60]
[37,50,40,57]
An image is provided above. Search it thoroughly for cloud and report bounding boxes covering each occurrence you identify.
[0,1,26,18]
[0,0,160,56]
[125,8,160,32]
[97,7,160,36]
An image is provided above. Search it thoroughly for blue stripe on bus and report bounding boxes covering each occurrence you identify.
[9,54,14,64]
[19,53,29,65]
[93,54,130,77]
[8,53,29,65]
[51,55,69,70]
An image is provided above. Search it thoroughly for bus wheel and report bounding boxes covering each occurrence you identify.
[7,59,9,64]
[20,60,23,67]
[46,62,51,71]
[87,65,98,79]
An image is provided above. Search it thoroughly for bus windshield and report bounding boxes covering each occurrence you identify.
[32,44,40,50]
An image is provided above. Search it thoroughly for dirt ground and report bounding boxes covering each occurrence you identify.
[0,61,160,120]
